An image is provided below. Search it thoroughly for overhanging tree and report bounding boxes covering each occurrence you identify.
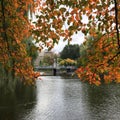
[33,0,120,85]
[0,0,120,87]
[0,0,40,89]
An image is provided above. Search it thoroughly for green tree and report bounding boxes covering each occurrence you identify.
[25,37,38,66]
[78,33,102,67]
[60,44,80,60]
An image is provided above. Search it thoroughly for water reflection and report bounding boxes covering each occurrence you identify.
[1,76,120,120]
[0,83,36,120]
[81,84,120,120]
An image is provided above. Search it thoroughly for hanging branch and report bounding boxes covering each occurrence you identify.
[114,0,120,49]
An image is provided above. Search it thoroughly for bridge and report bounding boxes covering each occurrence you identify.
[34,66,77,76]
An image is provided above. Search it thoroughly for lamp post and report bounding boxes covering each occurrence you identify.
[53,58,57,76]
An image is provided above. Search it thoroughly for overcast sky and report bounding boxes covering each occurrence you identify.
[52,31,85,53]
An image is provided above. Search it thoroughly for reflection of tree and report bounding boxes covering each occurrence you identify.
[81,83,120,120]
[0,83,37,120]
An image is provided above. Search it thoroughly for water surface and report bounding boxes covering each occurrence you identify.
[0,76,120,120]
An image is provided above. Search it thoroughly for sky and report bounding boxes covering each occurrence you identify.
[52,31,85,53]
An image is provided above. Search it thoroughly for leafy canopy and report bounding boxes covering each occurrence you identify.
[0,0,40,86]
[0,0,120,86]
[34,0,120,85]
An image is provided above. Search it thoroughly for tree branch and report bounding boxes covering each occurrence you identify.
[114,0,120,49]
[107,51,120,64]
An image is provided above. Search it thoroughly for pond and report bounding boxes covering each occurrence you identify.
[0,76,120,120]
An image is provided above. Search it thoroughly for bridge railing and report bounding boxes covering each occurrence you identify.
[34,66,77,70]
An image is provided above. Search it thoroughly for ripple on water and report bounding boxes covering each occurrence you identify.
[1,76,120,120]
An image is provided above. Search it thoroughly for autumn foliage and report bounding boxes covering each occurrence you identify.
[0,0,40,85]
[76,33,120,86]
[0,0,120,86]
[59,58,77,66]
[33,0,120,85]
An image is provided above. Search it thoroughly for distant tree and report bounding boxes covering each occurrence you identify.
[25,37,38,66]
[60,44,80,60]
[59,58,77,66]
[42,55,54,66]
[41,52,58,66]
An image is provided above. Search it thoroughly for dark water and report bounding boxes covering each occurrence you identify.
[1,76,120,120]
